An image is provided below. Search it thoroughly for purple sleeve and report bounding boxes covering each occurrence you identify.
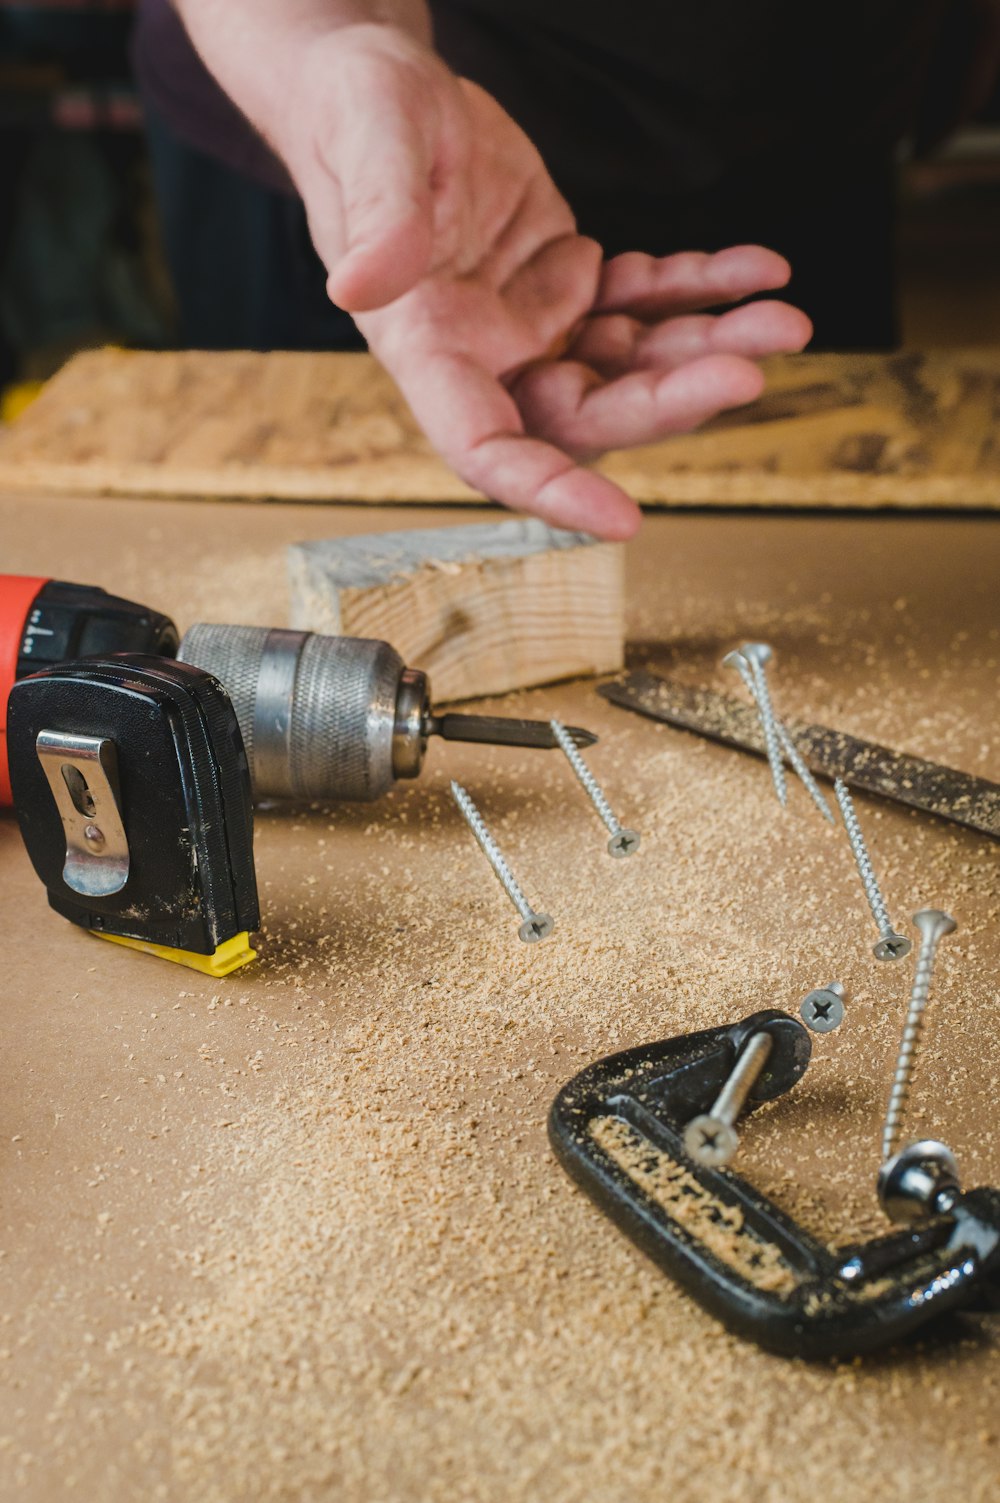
[132,0,296,194]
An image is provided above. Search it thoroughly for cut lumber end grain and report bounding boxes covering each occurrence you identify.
[288,519,625,703]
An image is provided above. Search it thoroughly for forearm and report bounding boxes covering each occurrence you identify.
[171,0,433,150]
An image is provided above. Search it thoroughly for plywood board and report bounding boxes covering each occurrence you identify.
[1,345,999,507]
[1,493,999,1499]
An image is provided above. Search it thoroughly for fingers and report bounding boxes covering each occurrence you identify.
[510,353,766,458]
[388,348,642,538]
[595,245,794,319]
[635,301,813,369]
[309,87,439,312]
[461,433,643,538]
[498,232,603,359]
[570,300,812,379]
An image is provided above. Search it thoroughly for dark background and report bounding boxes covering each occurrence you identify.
[2,0,1000,411]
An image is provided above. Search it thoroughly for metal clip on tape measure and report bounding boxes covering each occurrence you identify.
[7,655,259,977]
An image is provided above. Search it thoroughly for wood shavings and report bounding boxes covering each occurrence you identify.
[590,1115,799,1295]
[1,502,998,1500]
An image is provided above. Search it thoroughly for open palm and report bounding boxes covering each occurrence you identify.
[287,36,811,539]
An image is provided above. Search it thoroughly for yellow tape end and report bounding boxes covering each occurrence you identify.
[92,930,257,976]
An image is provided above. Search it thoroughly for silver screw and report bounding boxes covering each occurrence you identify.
[833,779,911,961]
[734,643,787,807]
[549,718,640,857]
[83,823,105,850]
[799,981,846,1033]
[881,909,957,1164]
[774,723,835,823]
[450,780,553,943]
[722,649,834,822]
[683,1030,773,1168]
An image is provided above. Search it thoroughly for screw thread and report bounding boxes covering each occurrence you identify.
[725,652,830,820]
[550,718,620,834]
[775,722,835,822]
[450,780,533,922]
[834,779,893,936]
[746,657,788,806]
[881,931,944,1162]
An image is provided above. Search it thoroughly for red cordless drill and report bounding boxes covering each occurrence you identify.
[0,575,178,804]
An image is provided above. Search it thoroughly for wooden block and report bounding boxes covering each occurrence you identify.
[2,346,999,509]
[288,520,625,702]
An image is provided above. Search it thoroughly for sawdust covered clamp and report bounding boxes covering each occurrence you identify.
[549,1010,1000,1358]
[7,654,259,977]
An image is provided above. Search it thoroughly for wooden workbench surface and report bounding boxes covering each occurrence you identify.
[0,490,998,1501]
[2,346,1000,508]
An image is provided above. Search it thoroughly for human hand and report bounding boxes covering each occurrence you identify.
[275,25,814,538]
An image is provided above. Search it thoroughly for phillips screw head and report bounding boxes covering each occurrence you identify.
[738,642,774,669]
[800,981,846,1033]
[518,913,554,944]
[912,907,958,946]
[873,932,913,962]
[608,828,641,858]
[683,1114,740,1168]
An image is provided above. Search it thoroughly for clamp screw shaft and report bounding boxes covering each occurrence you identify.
[683,1030,774,1168]
[881,909,957,1163]
[550,718,640,857]
[833,779,911,961]
[450,780,553,942]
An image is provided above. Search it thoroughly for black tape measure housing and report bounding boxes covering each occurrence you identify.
[7,655,259,957]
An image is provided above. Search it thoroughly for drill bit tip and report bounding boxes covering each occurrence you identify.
[427,713,597,750]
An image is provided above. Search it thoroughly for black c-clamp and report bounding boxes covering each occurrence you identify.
[549,1010,1000,1359]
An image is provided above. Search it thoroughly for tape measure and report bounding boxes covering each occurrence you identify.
[7,655,259,976]
[0,575,178,804]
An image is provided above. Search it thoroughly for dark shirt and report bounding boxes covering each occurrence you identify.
[133,0,292,192]
[132,0,951,346]
[134,0,944,200]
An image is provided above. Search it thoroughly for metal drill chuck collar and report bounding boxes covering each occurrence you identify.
[179,625,413,801]
[178,624,598,803]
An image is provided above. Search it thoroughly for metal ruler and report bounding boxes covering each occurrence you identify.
[598,670,1000,841]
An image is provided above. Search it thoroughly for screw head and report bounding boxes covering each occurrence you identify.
[739,641,774,668]
[873,931,912,962]
[83,823,105,850]
[683,1114,739,1169]
[608,829,640,858]
[518,913,554,944]
[800,983,846,1033]
[878,1139,961,1224]
[721,649,749,672]
[912,909,958,945]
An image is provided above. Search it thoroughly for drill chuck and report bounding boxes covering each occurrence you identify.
[178,624,429,801]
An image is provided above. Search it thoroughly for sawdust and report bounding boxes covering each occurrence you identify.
[590,1115,799,1295]
[1,504,999,1501]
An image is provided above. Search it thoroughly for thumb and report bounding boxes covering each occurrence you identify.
[308,93,437,313]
